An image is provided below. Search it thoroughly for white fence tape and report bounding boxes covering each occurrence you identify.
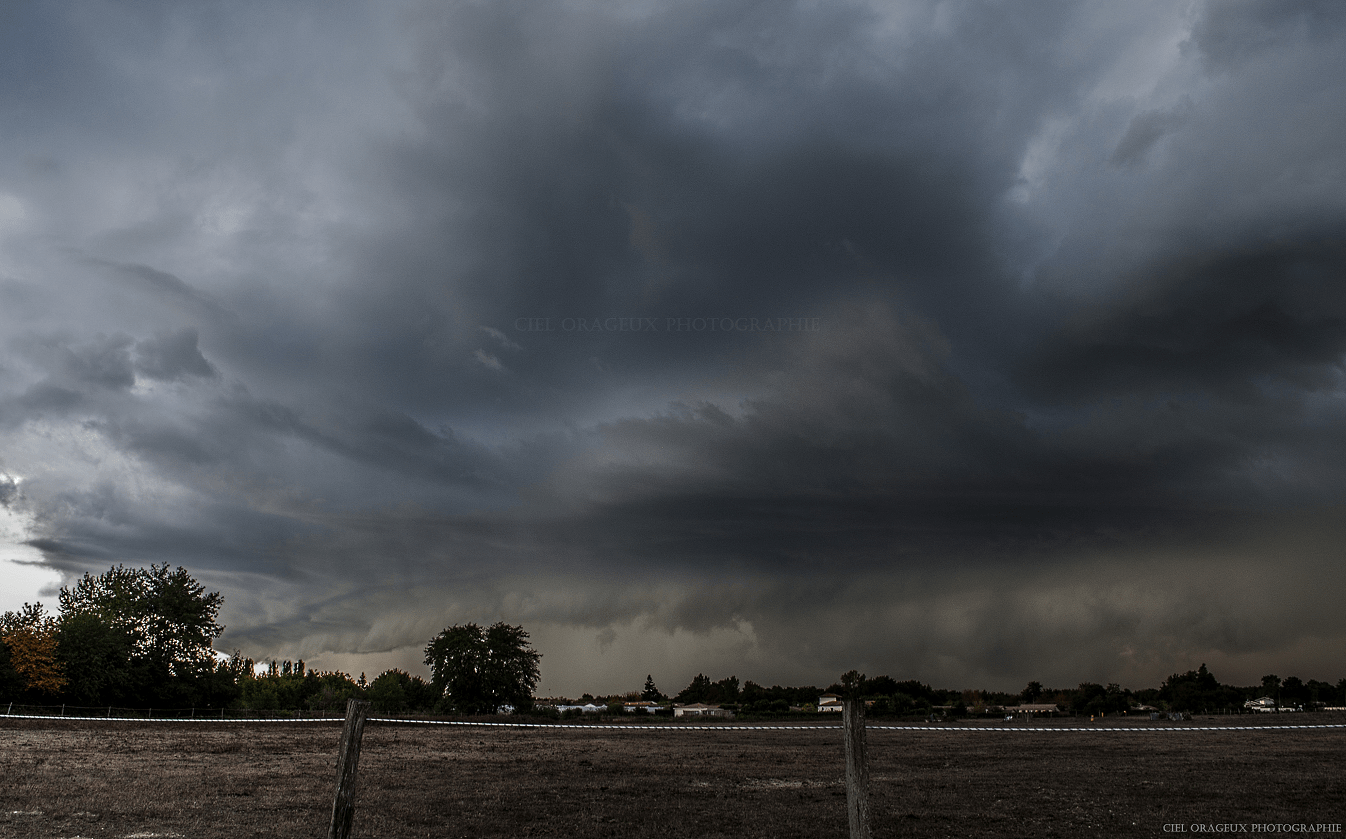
[370,718,1346,732]
[3,713,1344,732]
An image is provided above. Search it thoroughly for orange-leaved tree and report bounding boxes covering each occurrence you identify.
[0,602,67,696]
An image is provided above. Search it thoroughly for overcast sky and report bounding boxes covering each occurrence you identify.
[2,0,1344,697]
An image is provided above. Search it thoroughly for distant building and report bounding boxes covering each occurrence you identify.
[673,703,734,719]
[818,693,844,712]
[1244,697,1277,713]
[623,701,662,714]
[548,703,604,713]
[532,697,570,707]
[1006,703,1059,716]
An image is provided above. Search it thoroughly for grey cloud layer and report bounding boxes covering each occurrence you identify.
[1,0,1342,693]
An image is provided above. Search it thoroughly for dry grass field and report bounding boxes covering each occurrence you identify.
[1,715,1343,838]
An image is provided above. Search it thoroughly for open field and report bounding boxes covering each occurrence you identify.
[1,715,1343,838]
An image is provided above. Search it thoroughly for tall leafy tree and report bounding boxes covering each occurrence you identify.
[675,673,742,705]
[675,673,713,704]
[0,634,24,699]
[366,669,409,714]
[58,564,224,704]
[1280,676,1308,709]
[839,670,864,699]
[0,603,67,697]
[55,612,135,705]
[1159,664,1241,714]
[367,668,439,715]
[424,622,541,714]
[641,674,661,701]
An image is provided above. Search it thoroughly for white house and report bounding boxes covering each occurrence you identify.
[1009,703,1060,715]
[673,703,734,718]
[623,701,661,714]
[818,693,844,712]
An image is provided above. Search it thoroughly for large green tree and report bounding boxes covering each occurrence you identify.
[55,612,136,705]
[675,673,712,704]
[366,668,439,715]
[58,564,224,704]
[675,673,740,705]
[423,622,540,715]
[0,635,24,700]
[1159,664,1242,713]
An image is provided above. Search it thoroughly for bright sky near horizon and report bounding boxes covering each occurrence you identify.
[0,499,61,614]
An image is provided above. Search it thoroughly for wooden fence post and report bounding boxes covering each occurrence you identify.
[843,698,872,839]
[329,699,371,839]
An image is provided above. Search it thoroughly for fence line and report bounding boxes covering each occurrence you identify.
[0,702,340,720]
[373,718,1346,732]
[2,713,339,723]
[866,723,1346,732]
[3,711,1345,732]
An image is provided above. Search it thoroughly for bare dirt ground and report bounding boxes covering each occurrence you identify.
[1,714,1342,838]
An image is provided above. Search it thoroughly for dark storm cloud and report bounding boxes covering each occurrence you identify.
[0,384,81,428]
[510,297,1317,575]
[133,327,217,381]
[1110,100,1191,167]
[358,0,1104,414]
[26,333,136,391]
[2,0,1344,692]
[1020,237,1346,403]
[0,333,137,427]
[1186,0,1346,70]
[86,259,230,323]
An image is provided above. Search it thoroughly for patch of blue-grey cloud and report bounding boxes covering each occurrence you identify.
[1,0,1344,694]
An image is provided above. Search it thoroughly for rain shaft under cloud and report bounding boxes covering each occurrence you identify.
[1,0,1344,695]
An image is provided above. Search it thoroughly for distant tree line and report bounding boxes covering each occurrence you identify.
[4,566,1342,717]
[661,664,1346,719]
[235,620,542,715]
[668,672,963,716]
